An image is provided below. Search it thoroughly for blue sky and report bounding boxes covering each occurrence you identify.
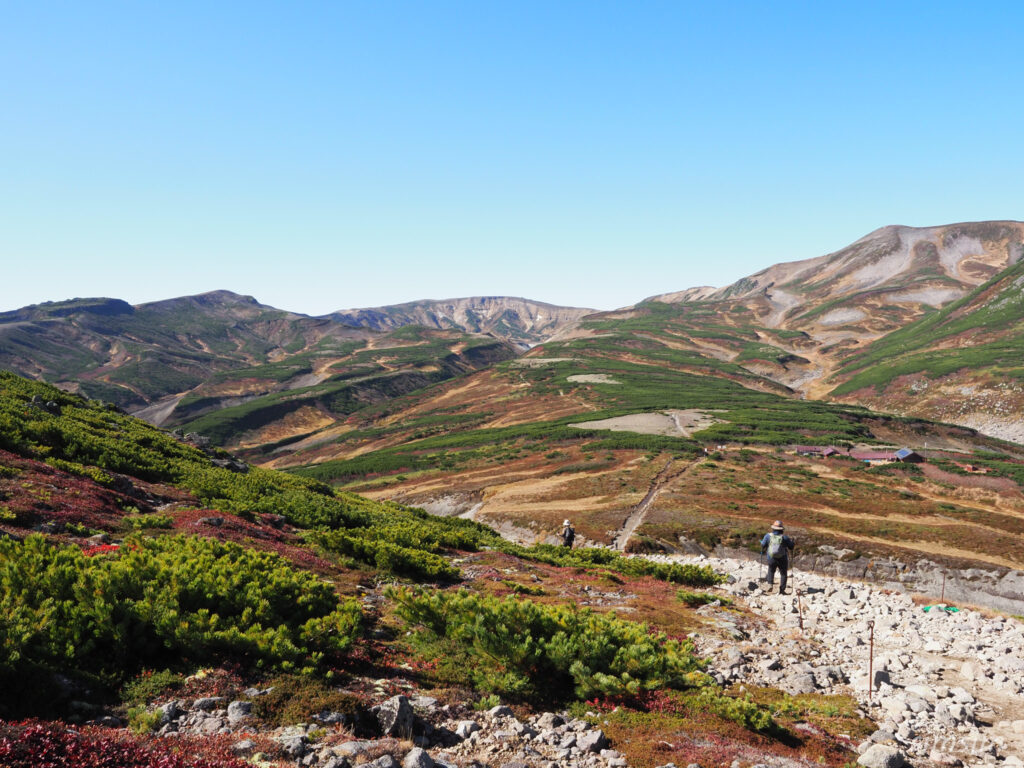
[2,2,1022,315]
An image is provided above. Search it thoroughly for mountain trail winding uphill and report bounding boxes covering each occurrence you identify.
[611,458,697,550]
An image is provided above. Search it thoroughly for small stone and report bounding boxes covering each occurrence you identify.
[488,704,515,718]
[230,739,255,755]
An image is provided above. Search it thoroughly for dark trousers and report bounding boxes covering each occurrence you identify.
[766,557,788,592]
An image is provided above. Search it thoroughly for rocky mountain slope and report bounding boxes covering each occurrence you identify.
[330,296,595,347]
[828,258,1024,443]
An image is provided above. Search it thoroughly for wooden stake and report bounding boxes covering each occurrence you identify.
[867,619,875,704]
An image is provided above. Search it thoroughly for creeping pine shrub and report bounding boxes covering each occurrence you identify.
[313,530,458,581]
[122,513,173,529]
[0,534,362,716]
[387,587,706,704]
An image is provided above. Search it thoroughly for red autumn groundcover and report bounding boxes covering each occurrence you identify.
[0,721,252,768]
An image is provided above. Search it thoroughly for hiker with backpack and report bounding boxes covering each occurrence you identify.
[560,519,575,548]
[761,520,795,594]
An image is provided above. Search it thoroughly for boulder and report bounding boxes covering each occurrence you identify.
[378,695,415,737]
[226,700,251,725]
[192,696,226,712]
[403,747,434,768]
[455,721,480,739]
[576,729,608,753]
[535,712,565,729]
[857,744,905,768]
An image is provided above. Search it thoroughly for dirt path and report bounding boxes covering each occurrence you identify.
[611,458,697,550]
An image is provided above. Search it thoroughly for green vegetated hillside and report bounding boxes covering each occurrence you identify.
[174,325,517,446]
[0,369,874,767]
[0,291,355,409]
[0,291,520,446]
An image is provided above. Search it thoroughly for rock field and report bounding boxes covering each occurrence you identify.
[670,554,1024,768]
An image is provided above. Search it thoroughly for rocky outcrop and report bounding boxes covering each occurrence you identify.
[330,297,595,347]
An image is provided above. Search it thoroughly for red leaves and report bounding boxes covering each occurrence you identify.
[0,721,251,768]
[82,543,120,556]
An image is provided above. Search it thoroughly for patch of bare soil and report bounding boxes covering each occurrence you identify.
[570,409,721,437]
[566,374,621,384]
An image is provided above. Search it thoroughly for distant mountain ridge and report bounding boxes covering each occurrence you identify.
[2,220,1023,446]
[330,296,595,347]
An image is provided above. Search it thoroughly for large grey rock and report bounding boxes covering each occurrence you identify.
[159,700,185,724]
[378,695,415,737]
[279,735,308,759]
[456,720,480,739]
[488,704,515,718]
[857,744,906,768]
[403,748,434,768]
[535,712,564,729]
[335,741,372,758]
[366,757,400,768]
[192,696,226,712]
[576,729,608,753]
[226,700,251,725]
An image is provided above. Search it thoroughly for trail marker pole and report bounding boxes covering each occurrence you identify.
[796,586,804,634]
[941,571,947,604]
[867,619,875,704]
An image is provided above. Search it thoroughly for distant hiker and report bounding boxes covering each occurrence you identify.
[760,520,795,594]
[560,519,575,548]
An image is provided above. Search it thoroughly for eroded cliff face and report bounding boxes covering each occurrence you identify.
[330,296,596,347]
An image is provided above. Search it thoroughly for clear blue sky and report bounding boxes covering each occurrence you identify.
[2,2,1022,315]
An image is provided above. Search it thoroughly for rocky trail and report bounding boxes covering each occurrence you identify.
[655,553,1024,768]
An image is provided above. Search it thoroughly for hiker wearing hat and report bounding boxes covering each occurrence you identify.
[760,520,795,594]
[560,519,575,548]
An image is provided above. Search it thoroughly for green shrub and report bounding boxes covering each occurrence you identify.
[122,514,174,530]
[121,668,185,706]
[313,530,459,581]
[387,587,705,704]
[248,674,366,726]
[0,533,363,713]
[126,706,163,734]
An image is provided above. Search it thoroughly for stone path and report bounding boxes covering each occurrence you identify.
[651,553,1024,768]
